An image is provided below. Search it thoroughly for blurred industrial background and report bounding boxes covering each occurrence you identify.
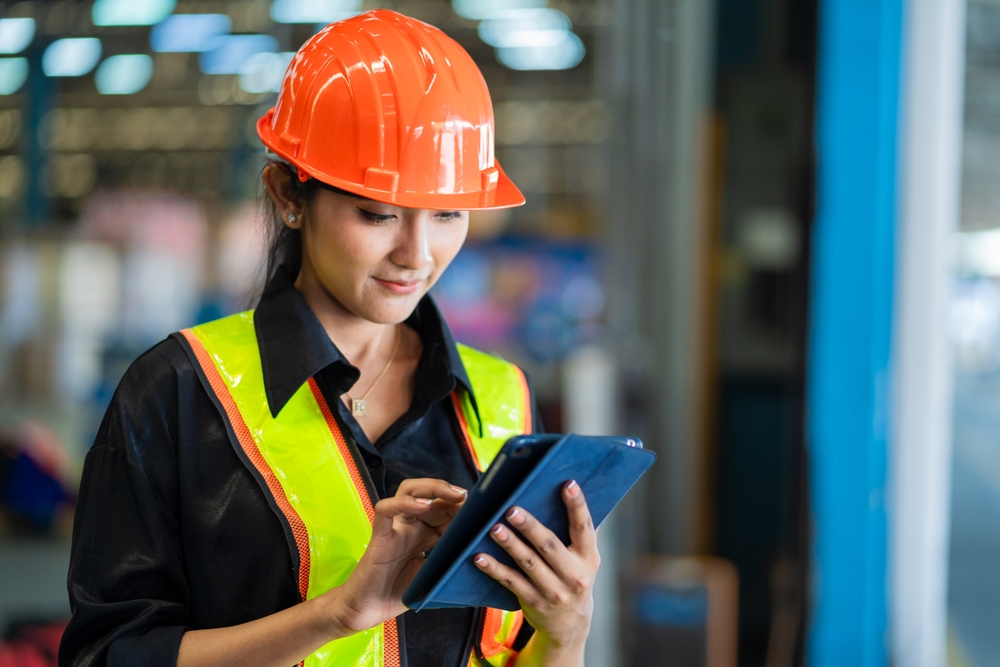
[0,0,996,666]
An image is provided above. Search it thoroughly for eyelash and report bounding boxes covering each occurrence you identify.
[358,209,395,224]
[357,209,463,223]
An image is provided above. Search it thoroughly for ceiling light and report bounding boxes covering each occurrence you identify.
[96,54,154,94]
[0,18,36,54]
[199,35,279,75]
[92,0,176,26]
[478,8,570,47]
[452,0,546,21]
[43,38,102,77]
[492,28,570,48]
[0,58,29,94]
[496,30,585,70]
[151,14,232,53]
[270,0,362,24]
[238,51,294,94]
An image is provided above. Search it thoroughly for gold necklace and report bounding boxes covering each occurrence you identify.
[345,327,402,417]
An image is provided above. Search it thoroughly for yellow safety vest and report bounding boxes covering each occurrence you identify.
[180,311,530,667]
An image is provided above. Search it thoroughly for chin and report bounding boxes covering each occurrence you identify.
[359,294,423,325]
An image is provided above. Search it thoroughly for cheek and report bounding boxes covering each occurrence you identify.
[312,220,386,277]
[430,222,469,277]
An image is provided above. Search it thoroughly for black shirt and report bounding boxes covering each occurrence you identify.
[59,267,538,667]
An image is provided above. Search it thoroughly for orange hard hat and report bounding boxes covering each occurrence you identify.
[257,9,525,211]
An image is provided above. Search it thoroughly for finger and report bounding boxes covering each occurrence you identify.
[503,506,573,573]
[412,532,440,560]
[473,553,544,609]
[428,503,465,536]
[376,495,435,519]
[396,478,469,504]
[563,480,598,555]
[418,498,464,528]
[372,496,434,536]
[395,480,466,531]
[489,523,565,599]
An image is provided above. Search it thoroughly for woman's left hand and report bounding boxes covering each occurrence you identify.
[473,480,599,663]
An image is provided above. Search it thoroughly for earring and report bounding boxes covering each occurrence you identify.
[288,214,296,223]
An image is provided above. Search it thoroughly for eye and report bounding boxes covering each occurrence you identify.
[436,211,463,221]
[357,208,395,224]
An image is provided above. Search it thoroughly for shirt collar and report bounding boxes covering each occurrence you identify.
[254,265,479,421]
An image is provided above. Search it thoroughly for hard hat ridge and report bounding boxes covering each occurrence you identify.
[257,9,525,211]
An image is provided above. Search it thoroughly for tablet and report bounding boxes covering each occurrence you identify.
[403,433,656,611]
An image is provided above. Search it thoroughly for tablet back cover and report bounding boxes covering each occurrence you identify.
[407,434,655,611]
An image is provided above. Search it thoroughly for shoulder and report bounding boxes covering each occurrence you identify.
[455,343,522,377]
[96,336,203,456]
[455,343,530,400]
[454,343,541,430]
[115,336,197,404]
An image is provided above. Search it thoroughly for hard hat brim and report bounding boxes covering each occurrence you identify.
[258,119,526,212]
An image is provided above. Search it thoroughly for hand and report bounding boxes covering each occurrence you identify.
[473,481,599,659]
[324,478,467,635]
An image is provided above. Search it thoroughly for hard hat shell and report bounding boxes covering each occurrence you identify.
[257,9,525,211]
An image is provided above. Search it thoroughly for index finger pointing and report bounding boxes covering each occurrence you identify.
[396,478,469,503]
[563,480,597,554]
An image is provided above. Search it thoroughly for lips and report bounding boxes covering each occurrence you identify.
[373,277,424,295]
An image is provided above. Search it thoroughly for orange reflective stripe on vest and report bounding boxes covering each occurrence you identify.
[180,312,531,667]
[452,344,532,667]
[181,314,399,667]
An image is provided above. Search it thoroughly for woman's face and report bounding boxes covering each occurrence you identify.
[298,187,469,324]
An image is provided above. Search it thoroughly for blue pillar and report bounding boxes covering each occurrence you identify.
[808,0,903,665]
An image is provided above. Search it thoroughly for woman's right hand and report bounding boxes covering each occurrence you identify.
[323,478,467,636]
[177,479,465,667]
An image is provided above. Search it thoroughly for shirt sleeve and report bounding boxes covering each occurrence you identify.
[59,343,190,667]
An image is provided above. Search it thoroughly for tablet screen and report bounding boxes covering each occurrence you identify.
[405,434,563,603]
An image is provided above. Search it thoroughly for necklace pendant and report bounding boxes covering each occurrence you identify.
[351,398,366,416]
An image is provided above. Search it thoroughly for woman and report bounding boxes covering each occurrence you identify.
[59,10,600,667]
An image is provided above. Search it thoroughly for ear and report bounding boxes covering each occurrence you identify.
[262,164,304,230]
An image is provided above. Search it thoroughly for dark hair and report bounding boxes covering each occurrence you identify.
[259,160,321,286]
[258,161,371,287]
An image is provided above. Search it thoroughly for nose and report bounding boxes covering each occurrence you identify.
[390,213,433,272]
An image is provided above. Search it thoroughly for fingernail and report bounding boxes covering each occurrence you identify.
[450,485,468,495]
[507,507,524,525]
[474,555,488,567]
[419,498,433,505]
[492,524,507,540]
[567,480,580,497]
